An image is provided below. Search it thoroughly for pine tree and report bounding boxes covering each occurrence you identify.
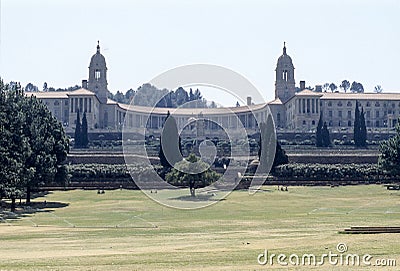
[81,111,89,148]
[316,111,324,147]
[74,109,82,148]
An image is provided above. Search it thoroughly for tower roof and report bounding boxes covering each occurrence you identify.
[277,42,293,67]
[89,41,106,68]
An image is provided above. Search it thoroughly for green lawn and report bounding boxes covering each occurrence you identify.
[1,185,399,270]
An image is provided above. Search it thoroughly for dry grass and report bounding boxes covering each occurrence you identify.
[0,185,399,270]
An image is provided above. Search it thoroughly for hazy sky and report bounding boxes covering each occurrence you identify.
[0,0,399,106]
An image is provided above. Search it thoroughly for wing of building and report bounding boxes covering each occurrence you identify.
[28,42,400,139]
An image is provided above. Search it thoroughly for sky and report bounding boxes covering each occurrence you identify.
[0,0,399,106]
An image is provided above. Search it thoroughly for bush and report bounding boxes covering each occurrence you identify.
[272,163,390,182]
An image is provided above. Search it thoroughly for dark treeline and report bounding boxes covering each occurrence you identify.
[0,80,69,211]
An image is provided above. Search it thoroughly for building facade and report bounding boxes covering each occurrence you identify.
[29,43,400,138]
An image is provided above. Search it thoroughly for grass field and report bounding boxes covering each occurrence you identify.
[1,185,400,270]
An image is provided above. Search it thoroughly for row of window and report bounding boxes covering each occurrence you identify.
[302,119,393,128]
[326,101,400,108]
[327,110,399,118]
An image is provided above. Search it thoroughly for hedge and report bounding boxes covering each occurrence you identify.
[272,163,397,182]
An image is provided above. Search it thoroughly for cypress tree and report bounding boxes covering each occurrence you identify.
[81,111,89,148]
[316,111,324,147]
[322,121,331,147]
[74,109,82,148]
[360,107,367,147]
[354,101,360,146]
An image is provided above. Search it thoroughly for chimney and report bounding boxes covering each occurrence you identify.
[247,96,252,106]
[82,80,88,89]
[300,80,306,90]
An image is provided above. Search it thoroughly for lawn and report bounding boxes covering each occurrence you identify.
[0,185,399,270]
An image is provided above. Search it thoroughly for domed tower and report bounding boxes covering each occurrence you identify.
[87,41,108,104]
[275,42,295,103]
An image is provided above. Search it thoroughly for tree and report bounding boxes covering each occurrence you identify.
[159,112,182,171]
[322,83,330,92]
[329,83,337,92]
[0,79,69,209]
[374,85,383,93]
[359,107,367,147]
[272,141,288,168]
[316,111,324,147]
[74,109,82,148]
[379,118,400,176]
[165,153,220,197]
[257,116,286,172]
[354,101,360,146]
[321,122,331,147]
[340,80,350,93]
[350,81,364,93]
[353,102,367,147]
[43,82,48,92]
[81,111,89,148]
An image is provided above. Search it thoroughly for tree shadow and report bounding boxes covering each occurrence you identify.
[0,193,69,222]
[169,193,226,202]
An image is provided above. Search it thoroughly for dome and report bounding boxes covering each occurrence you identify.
[276,43,294,67]
[89,43,107,67]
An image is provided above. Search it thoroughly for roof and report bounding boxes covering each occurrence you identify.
[320,92,400,101]
[26,91,69,99]
[295,89,323,97]
[107,98,118,105]
[67,88,97,96]
[117,103,269,115]
[268,98,283,105]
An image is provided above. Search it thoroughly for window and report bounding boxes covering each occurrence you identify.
[348,120,352,127]
[277,113,281,123]
[347,101,352,107]
[392,103,396,108]
[366,111,370,118]
[302,120,306,125]
[54,100,60,106]
[338,102,343,107]
[367,120,371,127]
[64,100,68,106]
[312,120,315,125]
[376,120,380,127]
[366,102,371,107]
[347,111,351,118]
[375,102,380,107]
[328,101,332,107]
[383,103,387,108]
[329,121,333,126]
[338,121,341,127]
[329,111,333,117]
[376,111,380,118]
[95,69,101,80]
[338,111,342,118]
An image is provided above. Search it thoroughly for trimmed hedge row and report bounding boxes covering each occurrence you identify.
[272,163,396,181]
[67,164,156,181]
